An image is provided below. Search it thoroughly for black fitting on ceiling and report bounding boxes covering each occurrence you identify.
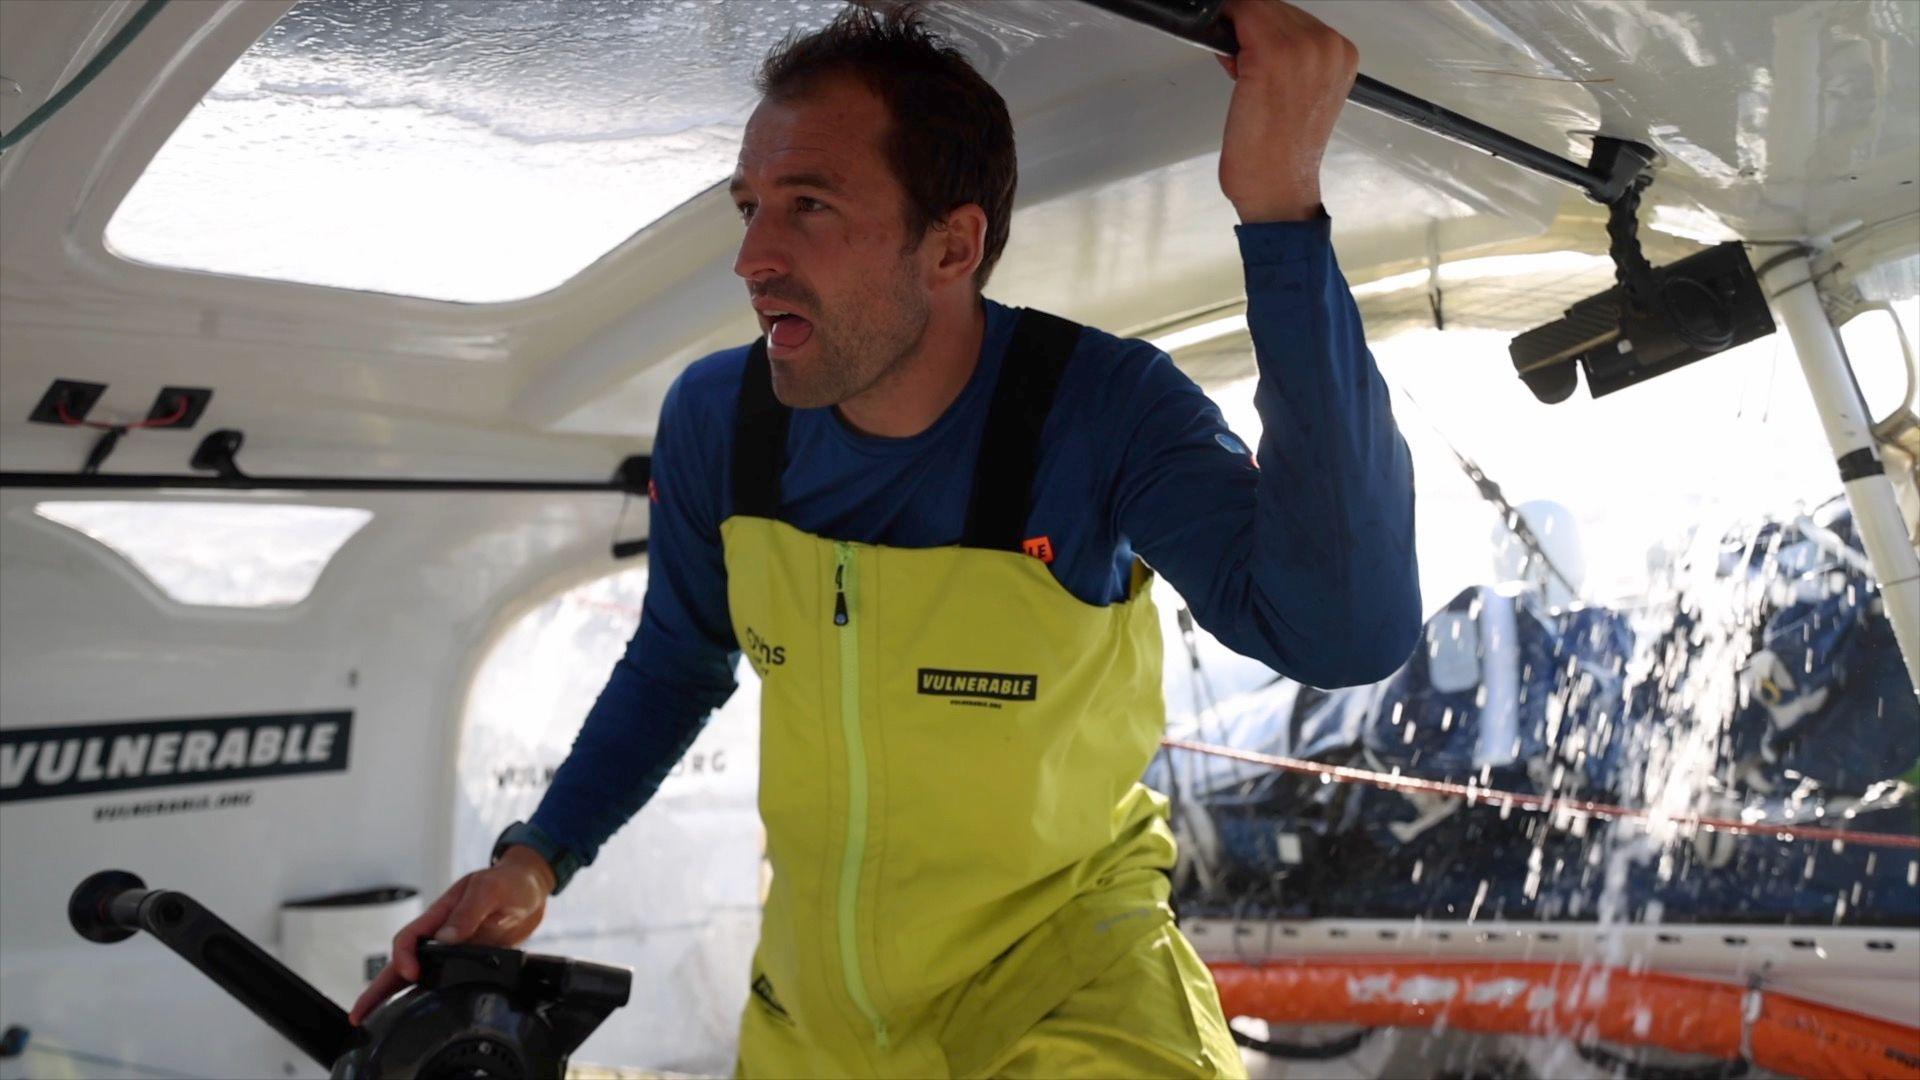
[1586,137,1661,208]
[147,387,213,429]
[191,429,250,481]
[29,380,108,425]
[612,455,651,495]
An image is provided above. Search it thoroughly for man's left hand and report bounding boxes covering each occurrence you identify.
[1215,0,1358,224]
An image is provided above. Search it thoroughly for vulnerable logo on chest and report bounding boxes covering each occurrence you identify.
[915,668,1039,709]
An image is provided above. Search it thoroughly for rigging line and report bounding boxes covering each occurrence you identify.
[1390,385,1583,600]
[1177,606,1232,798]
[1166,613,1207,857]
[0,0,173,152]
[1160,737,1920,852]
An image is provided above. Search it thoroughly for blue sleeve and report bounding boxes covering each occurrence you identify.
[1113,216,1421,687]
[529,368,741,868]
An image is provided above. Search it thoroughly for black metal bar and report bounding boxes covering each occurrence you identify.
[69,871,358,1068]
[1078,0,1647,204]
[0,471,640,493]
[1346,75,1624,201]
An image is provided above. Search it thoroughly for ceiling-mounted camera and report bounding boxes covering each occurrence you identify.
[1509,140,1776,403]
[1509,242,1776,403]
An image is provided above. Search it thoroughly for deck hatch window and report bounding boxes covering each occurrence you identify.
[104,0,847,304]
[33,502,373,608]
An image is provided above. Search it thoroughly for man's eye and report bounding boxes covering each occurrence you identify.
[735,202,756,223]
[795,197,825,212]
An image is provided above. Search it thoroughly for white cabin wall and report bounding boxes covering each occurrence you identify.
[0,487,627,1079]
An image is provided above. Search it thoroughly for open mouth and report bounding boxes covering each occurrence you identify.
[762,310,814,351]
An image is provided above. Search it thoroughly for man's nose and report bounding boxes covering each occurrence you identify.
[733,215,790,283]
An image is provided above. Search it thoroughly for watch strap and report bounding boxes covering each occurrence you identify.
[491,820,582,895]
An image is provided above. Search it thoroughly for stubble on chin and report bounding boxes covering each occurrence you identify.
[771,280,928,411]
[771,249,936,409]
[768,323,859,409]
[769,355,846,410]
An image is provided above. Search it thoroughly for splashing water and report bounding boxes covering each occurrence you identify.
[1153,498,1918,1078]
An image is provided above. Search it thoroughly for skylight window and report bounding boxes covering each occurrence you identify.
[34,502,373,608]
[105,0,848,304]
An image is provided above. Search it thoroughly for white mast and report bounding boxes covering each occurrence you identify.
[1760,253,1920,693]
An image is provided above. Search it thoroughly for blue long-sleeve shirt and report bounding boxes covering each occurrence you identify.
[532,216,1420,866]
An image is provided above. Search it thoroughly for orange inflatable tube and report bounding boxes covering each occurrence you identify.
[1209,959,1920,1079]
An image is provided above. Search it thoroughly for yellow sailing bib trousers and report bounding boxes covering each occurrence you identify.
[722,310,1243,1077]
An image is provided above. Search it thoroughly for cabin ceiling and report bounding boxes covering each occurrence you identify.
[1,0,1914,478]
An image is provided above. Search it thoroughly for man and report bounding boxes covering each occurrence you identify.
[355,1,1419,1074]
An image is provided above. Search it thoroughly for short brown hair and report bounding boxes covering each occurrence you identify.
[756,5,1017,288]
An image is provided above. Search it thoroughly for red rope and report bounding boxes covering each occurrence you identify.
[1160,736,1920,852]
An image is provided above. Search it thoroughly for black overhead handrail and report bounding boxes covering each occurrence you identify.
[0,430,650,495]
[0,472,643,493]
[1079,0,1655,206]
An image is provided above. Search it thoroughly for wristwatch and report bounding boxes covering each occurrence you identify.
[491,820,584,895]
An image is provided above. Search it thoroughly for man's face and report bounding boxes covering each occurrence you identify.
[731,74,931,409]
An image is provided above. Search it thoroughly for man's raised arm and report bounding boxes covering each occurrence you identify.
[1116,0,1420,687]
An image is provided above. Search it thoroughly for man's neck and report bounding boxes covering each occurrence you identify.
[835,296,987,439]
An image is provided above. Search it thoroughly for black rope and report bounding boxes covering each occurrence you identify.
[1573,1041,1749,1080]
[1229,1022,1373,1061]
[1451,448,1583,603]
[1397,387,1582,602]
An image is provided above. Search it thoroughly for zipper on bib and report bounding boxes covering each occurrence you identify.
[832,541,888,1049]
[833,564,849,626]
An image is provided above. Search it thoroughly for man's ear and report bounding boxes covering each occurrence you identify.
[927,203,988,288]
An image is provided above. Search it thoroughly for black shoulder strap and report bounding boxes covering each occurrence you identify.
[962,309,1084,552]
[731,338,791,518]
